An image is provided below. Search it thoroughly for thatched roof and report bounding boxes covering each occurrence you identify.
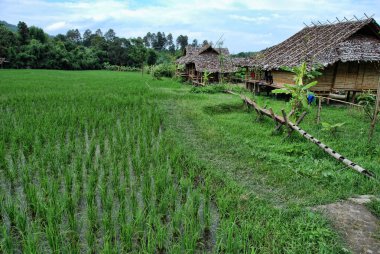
[176,45,238,73]
[249,18,380,70]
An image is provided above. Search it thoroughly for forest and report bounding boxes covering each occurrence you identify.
[0,21,211,70]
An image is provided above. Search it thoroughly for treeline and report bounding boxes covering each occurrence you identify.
[0,21,210,70]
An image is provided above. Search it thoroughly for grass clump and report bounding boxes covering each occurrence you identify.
[366,199,380,218]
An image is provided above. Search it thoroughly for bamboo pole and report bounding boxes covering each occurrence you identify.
[369,75,380,141]
[316,95,363,107]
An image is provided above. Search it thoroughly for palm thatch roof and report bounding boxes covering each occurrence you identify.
[176,45,238,73]
[249,18,380,70]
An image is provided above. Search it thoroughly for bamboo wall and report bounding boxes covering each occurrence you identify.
[272,70,293,87]
[333,62,379,91]
[272,62,379,92]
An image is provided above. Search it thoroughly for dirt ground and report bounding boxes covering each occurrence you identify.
[314,195,380,254]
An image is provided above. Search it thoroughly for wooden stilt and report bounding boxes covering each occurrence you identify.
[351,91,357,104]
[281,109,293,136]
[346,91,351,102]
[269,108,282,131]
[317,97,322,124]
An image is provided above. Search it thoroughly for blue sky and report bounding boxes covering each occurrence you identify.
[1,0,379,53]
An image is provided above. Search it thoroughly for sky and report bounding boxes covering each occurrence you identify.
[0,0,379,53]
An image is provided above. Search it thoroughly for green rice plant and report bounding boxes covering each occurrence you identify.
[21,222,40,254]
[0,224,14,253]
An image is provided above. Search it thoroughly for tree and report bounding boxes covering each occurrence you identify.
[29,26,47,43]
[0,25,17,57]
[107,37,131,65]
[143,32,152,48]
[176,35,188,51]
[129,38,147,67]
[191,39,198,47]
[152,32,167,51]
[202,40,209,46]
[104,29,116,42]
[83,29,92,47]
[146,49,158,65]
[166,33,175,52]
[17,21,29,45]
[95,29,103,37]
[66,29,82,44]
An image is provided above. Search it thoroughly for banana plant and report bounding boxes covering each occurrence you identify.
[272,62,321,116]
[202,70,211,85]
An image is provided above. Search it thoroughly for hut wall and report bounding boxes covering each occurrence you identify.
[272,70,294,87]
[272,68,335,92]
[313,65,335,92]
[359,62,379,90]
[333,62,379,90]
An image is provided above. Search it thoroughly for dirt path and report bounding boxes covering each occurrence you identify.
[314,195,380,254]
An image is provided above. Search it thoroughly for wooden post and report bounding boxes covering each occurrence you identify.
[269,108,282,131]
[369,76,380,141]
[317,97,322,124]
[346,91,351,102]
[288,112,307,137]
[281,109,292,136]
[351,91,357,104]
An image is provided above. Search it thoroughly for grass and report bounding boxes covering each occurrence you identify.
[366,199,380,218]
[0,69,378,253]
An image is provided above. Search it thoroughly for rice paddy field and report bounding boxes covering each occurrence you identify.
[0,70,379,253]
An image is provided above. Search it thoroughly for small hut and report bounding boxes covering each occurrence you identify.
[176,45,237,85]
[248,18,380,97]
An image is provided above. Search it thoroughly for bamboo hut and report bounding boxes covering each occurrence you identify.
[176,44,237,85]
[247,18,380,97]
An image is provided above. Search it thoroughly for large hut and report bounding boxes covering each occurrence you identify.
[176,44,238,84]
[247,18,380,97]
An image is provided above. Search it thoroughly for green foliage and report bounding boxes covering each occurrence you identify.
[202,70,211,85]
[234,67,246,79]
[357,90,378,121]
[321,122,345,137]
[151,63,176,79]
[366,199,380,218]
[272,62,321,116]
[103,62,141,72]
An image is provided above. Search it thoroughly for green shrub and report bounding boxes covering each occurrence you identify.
[103,62,141,72]
[151,64,176,79]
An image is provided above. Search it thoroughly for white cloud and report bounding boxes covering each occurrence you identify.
[229,15,270,23]
[45,21,68,32]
